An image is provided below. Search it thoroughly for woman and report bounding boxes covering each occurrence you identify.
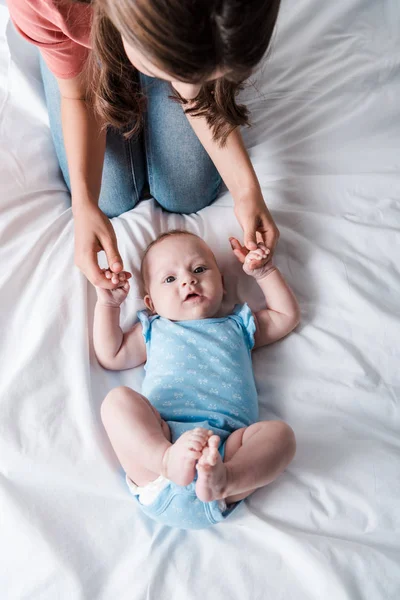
[7,0,281,288]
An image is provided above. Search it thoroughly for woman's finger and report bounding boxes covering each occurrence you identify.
[238,214,259,250]
[229,237,242,251]
[83,251,118,289]
[243,224,258,251]
[102,236,123,274]
[262,226,280,256]
[233,249,246,263]
[229,237,248,263]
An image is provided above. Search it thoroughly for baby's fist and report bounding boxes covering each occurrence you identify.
[243,246,272,278]
[96,269,131,307]
[230,238,275,280]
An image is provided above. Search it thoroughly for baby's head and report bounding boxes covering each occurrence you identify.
[141,231,225,321]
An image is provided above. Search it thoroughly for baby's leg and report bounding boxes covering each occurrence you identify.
[101,386,212,487]
[195,421,296,504]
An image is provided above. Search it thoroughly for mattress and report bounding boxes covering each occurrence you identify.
[1,0,400,598]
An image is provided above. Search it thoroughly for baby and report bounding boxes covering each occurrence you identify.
[93,230,299,529]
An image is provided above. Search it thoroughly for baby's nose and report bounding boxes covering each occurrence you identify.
[182,274,197,286]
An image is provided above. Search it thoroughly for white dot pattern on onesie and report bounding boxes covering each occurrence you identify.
[137,304,258,444]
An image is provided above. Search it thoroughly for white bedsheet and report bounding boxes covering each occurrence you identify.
[1,0,400,598]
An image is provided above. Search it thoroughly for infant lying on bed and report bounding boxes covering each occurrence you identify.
[93,230,299,529]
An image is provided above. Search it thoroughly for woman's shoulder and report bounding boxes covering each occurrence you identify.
[7,0,92,78]
[8,0,92,45]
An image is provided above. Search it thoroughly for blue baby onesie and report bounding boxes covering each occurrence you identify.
[138,303,258,442]
[128,303,259,529]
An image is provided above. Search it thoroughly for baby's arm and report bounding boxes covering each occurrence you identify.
[230,238,300,348]
[93,270,146,370]
[252,266,300,348]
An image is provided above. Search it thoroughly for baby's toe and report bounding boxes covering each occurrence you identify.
[208,435,220,449]
[187,438,203,451]
[209,449,219,466]
[197,449,210,467]
[192,428,211,442]
[187,448,202,460]
[190,428,207,439]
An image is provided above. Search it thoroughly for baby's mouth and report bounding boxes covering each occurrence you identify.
[184,292,201,302]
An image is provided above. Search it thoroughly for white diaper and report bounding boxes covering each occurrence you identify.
[126,474,170,506]
[125,474,227,512]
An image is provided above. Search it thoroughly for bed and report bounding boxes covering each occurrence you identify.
[1,0,400,598]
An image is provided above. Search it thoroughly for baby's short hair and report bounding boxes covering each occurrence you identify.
[141,229,200,287]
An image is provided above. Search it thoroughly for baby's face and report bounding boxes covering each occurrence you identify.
[143,235,225,321]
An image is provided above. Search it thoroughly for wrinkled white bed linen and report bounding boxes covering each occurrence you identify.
[1,1,400,598]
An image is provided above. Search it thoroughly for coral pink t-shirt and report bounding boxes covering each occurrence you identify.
[6,0,93,79]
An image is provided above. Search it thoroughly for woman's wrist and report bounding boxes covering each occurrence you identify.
[71,192,99,215]
[232,183,263,205]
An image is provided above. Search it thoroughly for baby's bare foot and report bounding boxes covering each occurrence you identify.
[195,435,228,502]
[161,428,212,486]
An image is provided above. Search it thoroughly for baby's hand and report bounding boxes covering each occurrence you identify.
[95,269,131,307]
[230,237,275,280]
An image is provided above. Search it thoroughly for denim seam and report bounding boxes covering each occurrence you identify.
[126,137,140,205]
[140,77,154,195]
[143,117,154,195]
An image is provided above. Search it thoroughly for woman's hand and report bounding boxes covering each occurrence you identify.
[73,202,132,289]
[233,189,280,258]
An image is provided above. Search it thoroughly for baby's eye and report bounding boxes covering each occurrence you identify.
[194,266,206,274]
[165,276,176,284]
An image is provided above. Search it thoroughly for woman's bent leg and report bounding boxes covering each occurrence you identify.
[40,56,146,218]
[141,74,222,214]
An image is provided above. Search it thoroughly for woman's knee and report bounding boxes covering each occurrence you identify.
[40,57,144,217]
[98,133,146,218]
[150,168,222,214]
[142,74,222,213]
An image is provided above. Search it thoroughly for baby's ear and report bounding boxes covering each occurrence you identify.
[144,294,154,312]
[221,275,227,295]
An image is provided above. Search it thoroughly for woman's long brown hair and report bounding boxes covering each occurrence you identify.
[78,0,280,145]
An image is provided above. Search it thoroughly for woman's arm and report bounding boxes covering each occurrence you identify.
[58,74,106,209]
[56,75,127,288]
[183,112,279,255]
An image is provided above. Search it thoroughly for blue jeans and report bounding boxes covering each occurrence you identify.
[40,59,222,218]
